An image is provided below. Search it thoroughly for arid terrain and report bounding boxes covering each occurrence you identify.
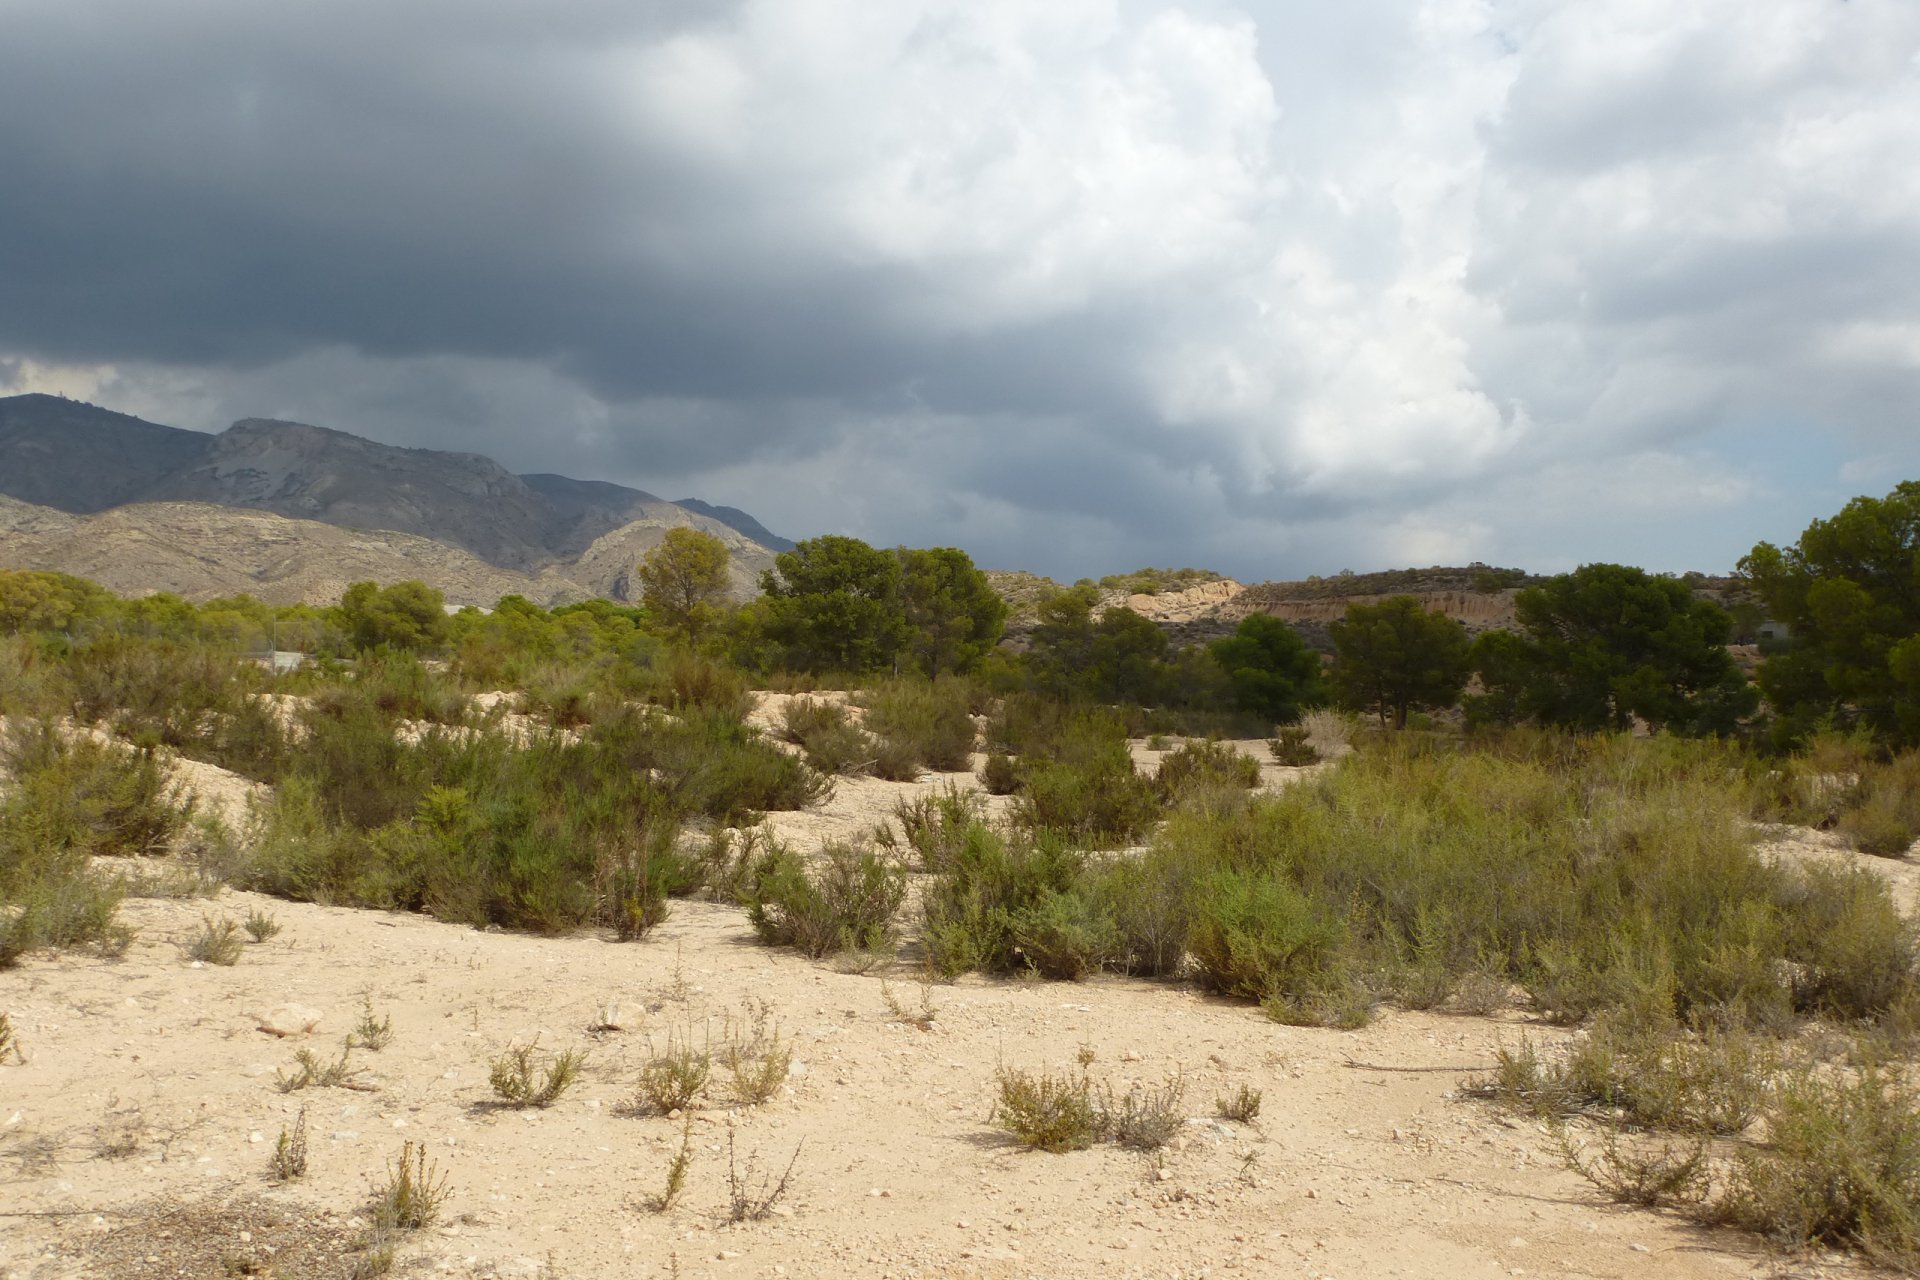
[0,710,1893,1280]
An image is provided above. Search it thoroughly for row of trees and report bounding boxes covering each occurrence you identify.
[4,482,1911,747]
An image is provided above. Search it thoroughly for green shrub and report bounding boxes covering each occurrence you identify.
[1007,888,1120,980]
[1715,1058,1920,1263]
[744,840,906,957]
[1268,726,1319,766]
[1187,869,1349,1003]
[1016,729,1160,845]
[921,825,1088,976]
[488,1041,586,1107]
[860,678,976,774]
[878,785,986,873]
[1156,739,1259,798]
[779,698,875,775]
[647,651,754,720]
[992,1065,1100,1153]
[979,751,1019,795]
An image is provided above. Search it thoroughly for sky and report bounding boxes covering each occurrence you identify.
[1,0,1916,581]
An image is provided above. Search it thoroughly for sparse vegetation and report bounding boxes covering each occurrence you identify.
[1267,726,1319,766]
[270,1107,309,1181]
[350,996,394,1051]
[725,1129,803,1223]
[184,915,244,965]
[242,907,281,943]
[488,1040,586,1108]
[744,839,905,958]
[636,1028,711,1114]
[372,1140,451,1231]
[277,1040,367,1093]
[651,1116,694,1212]
[1215,1084,1262,1123]
[993,1064,1101,1153]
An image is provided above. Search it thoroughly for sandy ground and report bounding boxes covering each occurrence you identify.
[0,720,1899,1280]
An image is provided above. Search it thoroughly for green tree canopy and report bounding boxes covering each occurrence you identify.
[336,580,449,653]
[1328,595,1471,728]
[1468,563,1756,735]
[0,570,111,635]
[1208,613,1325,725]
[759,535,908,673]
[898,546,1007,675]
[636,526,732,640]
[1740,480,1920,746]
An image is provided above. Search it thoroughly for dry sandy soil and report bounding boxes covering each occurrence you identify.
[0,722,1900,1280]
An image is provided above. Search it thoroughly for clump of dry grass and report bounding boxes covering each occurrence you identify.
[635,1027,711,1114]
[243,907,281,943]
[488,1040,586,1108]
[183,915,243,965]
[350,996,393,1052]
[1215,1084,1262,1123]
[277,1039,369,1093]
[650,1116,695,1213]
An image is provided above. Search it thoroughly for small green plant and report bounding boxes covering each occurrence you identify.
[743,839,905,958]
[351,996,394,1052]
[488,1040,586,1108]
[372,1140,451,1231]
[1560,1124,1710,1208]
[1268,725,1319,766]
[0,1012,18,1064]
[242,907,281,943]
[184,915,244,965]
[992,1064,1100,1153]
[651,1115,694,1212]
[1156,739,1259,798]
[636,1028,711,1114]
[270,1107,309,1181]
[1215,1084,1262,1123]
[1097,1072,1186,1150]
[726,1128,803,1223]
[1147,733,1170,751]
[723,1021,792,1106]
[881,976,939,1030]
[979,751,1019,796]
[277,1039,366,1093]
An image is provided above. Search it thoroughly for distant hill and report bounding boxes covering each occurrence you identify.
[0,395,206,511]
[671,497,796,553]
[0,394,793,600]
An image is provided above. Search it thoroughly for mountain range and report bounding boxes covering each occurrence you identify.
[0,394,791,606]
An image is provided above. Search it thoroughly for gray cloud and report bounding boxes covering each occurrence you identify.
[2,0,1916,581]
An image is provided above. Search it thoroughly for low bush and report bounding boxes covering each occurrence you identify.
[1268,726,1319,766]
[860,677,976,775]
[877,785,986,873]
[779,698,875,775]
[921,825,1092,976]
[635,1028,711,1114]
[979,751,1019,794]
[1156,739,1260,798]
[1015,717,1161,845]
[183,916,244,966]
[488,1041,586,1108]
[744,840,905,958]
[372,1141,451,1232]
[992,1065,1100,1153]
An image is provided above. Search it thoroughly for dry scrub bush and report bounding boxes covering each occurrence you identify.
[744,839,904,958]
[489,1040,586,1108]
[650,1116,694,1212]
[1215,1085,1263,1123]
[1560,1126,1711,1208]
[242,907,281,943]
[1267,726,1319,766]
[372,1140,450,1231]
[270,1108,309,1182]
[858,677,976,776]
[726,1129,803,1223]
[993,1062,1189,1153]
[1156,739,1260,799]
[183,915,244,965]
[779,698,875,775]
[636,1028,711,1114]
[277,1040,367,1093]
[722,1004,792,1105]
[351,996,394,1051]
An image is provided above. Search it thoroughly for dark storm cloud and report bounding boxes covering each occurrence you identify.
[2,0,1917,580]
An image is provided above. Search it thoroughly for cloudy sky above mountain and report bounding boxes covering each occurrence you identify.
[2,0,1915,580]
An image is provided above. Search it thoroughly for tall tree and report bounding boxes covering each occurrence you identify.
[759,535,908,673]
[1328,595,1471,728]
[1468,564,1756,735]
[898,546,1007,675]
[637,526,732,641]
[1740,481,1920,747]
[336,580,448,653]
[1208,614,1325,725]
